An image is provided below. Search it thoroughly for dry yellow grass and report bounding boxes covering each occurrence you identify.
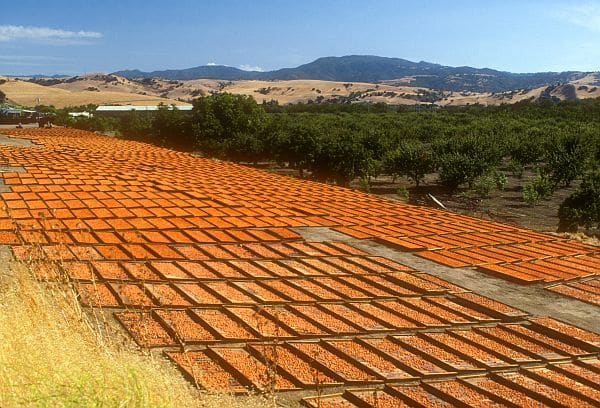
[6,72,598,108]
[0,259,270,408]
[551,232,600,247]
[0,79,189,108]
[221,79,422,105]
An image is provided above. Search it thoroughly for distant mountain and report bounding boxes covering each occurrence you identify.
[5,73,70,79]
[113,55,594,93]
[114,65,262,81]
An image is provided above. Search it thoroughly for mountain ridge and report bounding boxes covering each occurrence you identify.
[113,55,594,93]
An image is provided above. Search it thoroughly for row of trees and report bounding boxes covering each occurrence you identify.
[57,95,600,232]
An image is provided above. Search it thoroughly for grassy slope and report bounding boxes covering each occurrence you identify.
[0,80,188,108]
[0,261,269,408]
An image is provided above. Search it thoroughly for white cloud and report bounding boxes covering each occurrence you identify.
[206,62,217,66]
[239,64,264,72]
[0,25,102,44]
[556,3,600,32]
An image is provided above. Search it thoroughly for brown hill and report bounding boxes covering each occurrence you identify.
[3,73,599,108]
[0,77,189,108]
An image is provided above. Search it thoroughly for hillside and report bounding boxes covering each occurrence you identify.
[114,55,595,93]
[6,72,599,108]
[0,77,190,108]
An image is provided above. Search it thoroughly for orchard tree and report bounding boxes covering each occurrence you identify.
[435,135,501,190]
[152,104,191,147]
[558,169,600,232]
[190,93,270,157]
[383,140,435,187]
[119,111,153,140]
[311,131,370,186]
[544,133,590,188]
[271,121,322,177]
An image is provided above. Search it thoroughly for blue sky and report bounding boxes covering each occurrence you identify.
[1,0,599,75]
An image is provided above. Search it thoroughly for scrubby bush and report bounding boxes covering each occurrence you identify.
[522,175,553,206]
[473,172,496,197]
[558,169,600,232]
[493,170,508,191]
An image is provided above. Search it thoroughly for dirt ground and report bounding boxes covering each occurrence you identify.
[362,170,579,234]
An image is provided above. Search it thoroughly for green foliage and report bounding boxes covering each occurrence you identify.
[558,169,600,232]
[493,170,508,191]
[383,140,435,187]
[0,89,6,104]
[509,127,546,166]
[119,111,153,140]
[310,131,371,186]
[473,172,496,198]
[471,170,506,198]
[190,93,270,157]
[543,132,590,188]
[522,175,553,206]
[151,104,190,147]
[435,134,502,190]
[359,176,370,192]
[437,152,483,190]
[268,118,322,176]
[70,116,119,132]
[508,159,525,178]
[224,133,265,163]
[396,187,410,202]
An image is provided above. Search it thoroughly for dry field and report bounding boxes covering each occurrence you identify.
[0,261,270,408]
[222,79,424,105]
[3,72,599,107]
[0,128,598,406]
[0,77,189,108]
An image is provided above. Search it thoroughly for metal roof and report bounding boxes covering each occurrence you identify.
[0,108,23,114]
[95,105,193,112]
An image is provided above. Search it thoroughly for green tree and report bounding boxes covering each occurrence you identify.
[152,104,191,147]
[558,169,600,232]
[270,120,321,177]
[435,134,502,190]
[310,132,370,186]
[383,140,435,187]
[119,111,153,140]
[509,127,546,166]
[190,93,269,157]
[544,133,590,188]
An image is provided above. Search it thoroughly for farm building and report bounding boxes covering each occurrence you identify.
[95,104,193,116]
[0,107,39,124]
